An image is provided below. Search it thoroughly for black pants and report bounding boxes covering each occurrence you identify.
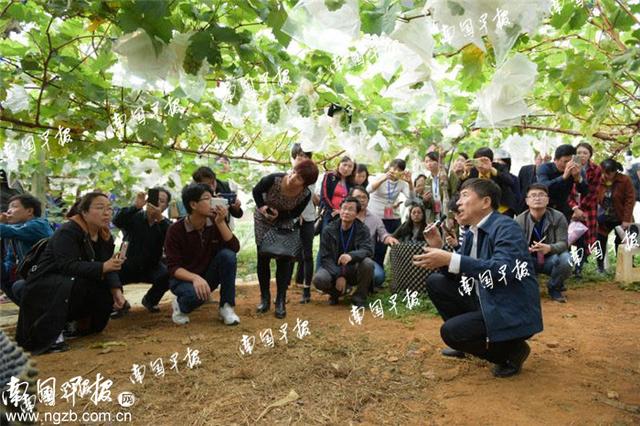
[257,254,293,298]
[313,258,375,302]
[118,262,170,306]
[294,220,315,286]
[596,223,623,270]
[426,273,527,365]
[0,271,19,305]
[574,234,588,272]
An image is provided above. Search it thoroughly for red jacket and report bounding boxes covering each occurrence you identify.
[596,173,636,223]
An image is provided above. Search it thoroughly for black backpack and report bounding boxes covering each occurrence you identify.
[17,237,50,280]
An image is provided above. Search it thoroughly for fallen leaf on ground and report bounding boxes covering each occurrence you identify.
[256,390,300,421]
[90,341,127,349]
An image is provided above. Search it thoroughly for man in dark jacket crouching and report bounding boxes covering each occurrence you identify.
[313,197,374,307]
[413,179,543,378]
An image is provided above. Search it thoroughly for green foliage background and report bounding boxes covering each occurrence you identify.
[0,0,638,203]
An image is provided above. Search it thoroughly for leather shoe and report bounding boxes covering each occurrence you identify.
[441,347,465,358]
[492,342,530,378]
[142,295,160,313]
[256,294,270,313]
[274,294,286,319]
[328,294,339,305]
[45,341,70,354]
[300,287,311,304]
[549,290,567,303]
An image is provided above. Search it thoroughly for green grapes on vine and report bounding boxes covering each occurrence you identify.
[296,96,311,117]
[183,46,203,75]
[266,99,281,124]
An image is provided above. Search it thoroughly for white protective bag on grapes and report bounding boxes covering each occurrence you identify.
[426,0,551,65]
[282,0,361,55]
[475,53,537,128]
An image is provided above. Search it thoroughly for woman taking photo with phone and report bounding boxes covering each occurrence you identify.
[367,158,415,267]
[253,160,319,318]
[16,192,124,354]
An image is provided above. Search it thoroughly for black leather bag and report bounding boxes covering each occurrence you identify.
[259,224,302,259]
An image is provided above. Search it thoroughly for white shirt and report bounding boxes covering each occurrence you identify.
[448,211,493,274]
[301,183,316,222]
[366,175,412,220]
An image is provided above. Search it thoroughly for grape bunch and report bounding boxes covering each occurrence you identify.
[229,81,243,105]
[296,96,311,117]
[266,99,281,124]
[339,111,350,131]
[183,46,203,75]
[325,0,345,12]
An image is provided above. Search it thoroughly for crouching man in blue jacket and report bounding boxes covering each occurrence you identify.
[1,194,53,304]
[413,179,543,378]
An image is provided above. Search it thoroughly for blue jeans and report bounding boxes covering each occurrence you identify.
[170,249,237,314]
[534,252,572,291]
[373,261,385,287]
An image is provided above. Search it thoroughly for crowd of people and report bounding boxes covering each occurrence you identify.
[1,141,638,378]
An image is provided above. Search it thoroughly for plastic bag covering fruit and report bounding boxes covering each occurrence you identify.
[426,0,551,65]
[499,133,536,173]
[282,0,361,55]
[110,30,207,101]
[390,17,434,68]
[292,116,329,152]
[3,84,30,113]
[475,53,537,128]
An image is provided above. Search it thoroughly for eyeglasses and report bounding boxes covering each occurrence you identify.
[91,205,113,213]
[526,194,548,199]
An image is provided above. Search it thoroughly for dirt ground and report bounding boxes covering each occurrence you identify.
[4,280,640,425]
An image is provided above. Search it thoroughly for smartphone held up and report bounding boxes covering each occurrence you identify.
[118,241,129,260]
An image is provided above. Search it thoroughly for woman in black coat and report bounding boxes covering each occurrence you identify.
[16,192,125,354]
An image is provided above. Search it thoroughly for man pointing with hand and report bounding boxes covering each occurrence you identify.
[413,178,543,378]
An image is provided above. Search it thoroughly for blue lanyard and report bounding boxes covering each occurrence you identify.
[386,179,398,202]
[532,217,544,241]
[340,224,355,254]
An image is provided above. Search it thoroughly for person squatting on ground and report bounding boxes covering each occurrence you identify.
[516,183,572,303]
[349,186,398,291]
[16,192,124,354]
[112,188,172,316]
[413,179,543,378]
[0,194,53,305]
[165,183,241,326]
[313,197,375,308]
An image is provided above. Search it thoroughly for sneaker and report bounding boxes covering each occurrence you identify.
[142,295,161,313]
[218,303,240,326]
[171,298,189,325]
